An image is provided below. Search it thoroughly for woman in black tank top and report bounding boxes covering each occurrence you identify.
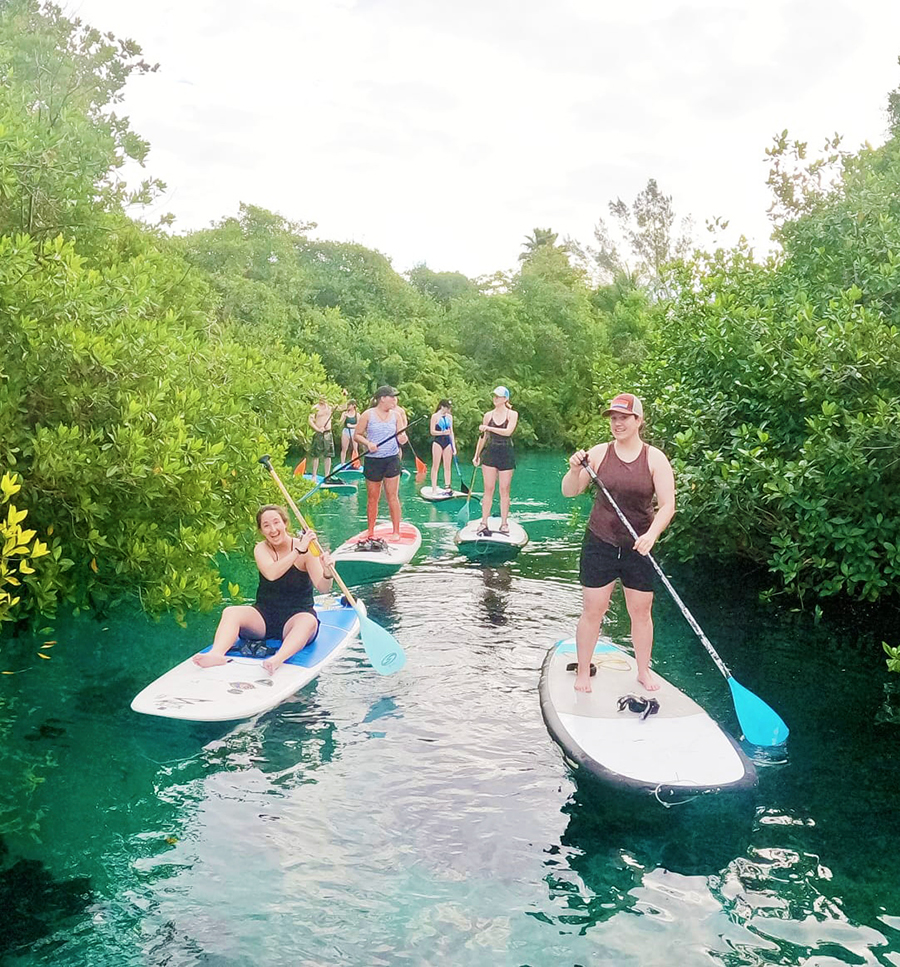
[560,393,676,696]
[473,386,518,534]
[192,504,337,675]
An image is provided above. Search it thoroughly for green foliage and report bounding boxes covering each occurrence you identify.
[0,473,54,624]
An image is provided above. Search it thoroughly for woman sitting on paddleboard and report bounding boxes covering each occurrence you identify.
[473,386,518,535]
[340,400,360,466]
[192,505,336,675]
[429,399,456,494]
[561,393,675,694]
[354,385,409,542]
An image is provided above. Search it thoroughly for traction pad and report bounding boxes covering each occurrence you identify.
[565,661,597,677]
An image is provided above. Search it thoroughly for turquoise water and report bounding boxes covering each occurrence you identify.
[1,453,899,965]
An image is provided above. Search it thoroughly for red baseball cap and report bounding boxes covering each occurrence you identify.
[602,393,644,418]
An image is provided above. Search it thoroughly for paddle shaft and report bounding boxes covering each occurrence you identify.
[579,458,732,680]
[259,455,360,609]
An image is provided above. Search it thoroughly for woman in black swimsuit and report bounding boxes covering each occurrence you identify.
[192,505,336,674]
[473,385,518,535]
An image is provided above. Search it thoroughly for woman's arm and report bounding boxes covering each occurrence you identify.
[429,413,440,435]
[254,538,303,582]
[396,406,409,446]
[302,540,336,593]
[561,443,606,497]
[479,409,518,437]
[353,410,373,450]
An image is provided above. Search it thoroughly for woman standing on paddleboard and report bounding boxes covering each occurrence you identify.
[473,386,518,535]
[354,385,410,542]
[429,399,457,495]
[561,393,675,694]
[340,399,360,467]
[192,505,336,675]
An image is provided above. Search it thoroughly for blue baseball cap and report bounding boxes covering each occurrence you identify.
[492,385,510,399]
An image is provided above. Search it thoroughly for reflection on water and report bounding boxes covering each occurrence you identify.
[2,454,900,965]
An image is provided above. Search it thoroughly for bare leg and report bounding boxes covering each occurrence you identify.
[384,474,402,539]
[262,612,319,674]
[310,457,319,479]
[623,586,658,690]
[366,479,383,536]
[574,584,615,692]
[323,455,332,478]
[497,469,514,529]
[481,466,497,526]
[431,442,442,490]
[340,432,349,464]
[442,447,453,489]
[193,605,265,667]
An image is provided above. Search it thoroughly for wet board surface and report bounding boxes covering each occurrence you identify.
[455,516,529,548]
[131,599,362,723]
[420,486,468,502]
[330,521,422,568]
[539,637,757,798]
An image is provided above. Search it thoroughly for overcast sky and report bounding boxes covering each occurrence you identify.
[72,0,900,279]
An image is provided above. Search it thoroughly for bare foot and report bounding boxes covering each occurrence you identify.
[192,653,228,668]
[388,533,402,542]
[262,657,283,675]
[574,671,593,693]
[637,671,660,691]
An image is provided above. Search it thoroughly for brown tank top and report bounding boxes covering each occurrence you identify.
[588,444,655,547]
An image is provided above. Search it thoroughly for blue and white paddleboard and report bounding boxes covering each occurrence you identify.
[131,597,363,722]
[540,637,757,798]
[302,473,357,495]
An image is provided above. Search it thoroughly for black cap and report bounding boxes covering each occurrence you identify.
[374,385,399,399]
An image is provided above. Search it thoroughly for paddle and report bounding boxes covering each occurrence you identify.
[456,463,481,528]
[579,456,789,747]
[293,458,307,478]
[452,451,470,495]
[259,455,406,675]
[404,437,428,477]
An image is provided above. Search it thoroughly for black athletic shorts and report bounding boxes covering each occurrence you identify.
[364,454,402,482]
[254,606,319,642]
[579,530,655,592]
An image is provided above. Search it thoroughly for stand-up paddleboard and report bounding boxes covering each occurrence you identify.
[131,598,364,723]
[329,521,422,583]
[420,486,468,502]
[540,637,757,800]
[302,473,357,495]
[456,516,528,556]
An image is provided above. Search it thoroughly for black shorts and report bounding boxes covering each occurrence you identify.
[254,606,319,642]
[579,530,655,592]
[364,454,402,482]
[482,446,516,471]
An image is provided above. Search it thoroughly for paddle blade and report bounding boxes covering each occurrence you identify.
[728,676,789,746]
[457,500,473,528]
[294,458,307,477]
[414,455,427,475]
[357,611,406,674]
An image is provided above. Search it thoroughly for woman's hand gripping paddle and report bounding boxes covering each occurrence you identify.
[260,455,406,675]
[579,456,788,747]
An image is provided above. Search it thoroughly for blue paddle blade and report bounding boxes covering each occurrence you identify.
[457,501,473,528]
[357,611,406,675]
[728,676,789,746]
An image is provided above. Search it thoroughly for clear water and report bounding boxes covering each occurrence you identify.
[1,453,899,966]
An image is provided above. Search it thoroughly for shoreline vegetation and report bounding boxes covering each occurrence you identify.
[1,0,900,641]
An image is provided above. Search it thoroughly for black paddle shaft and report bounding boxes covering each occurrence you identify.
[579,456,733,680]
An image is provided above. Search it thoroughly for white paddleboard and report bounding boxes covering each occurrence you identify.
[456,516,528,549]
[420,486,467,502]
[131,598,363,722]
[330,521,422,580]
[540,637,757,798]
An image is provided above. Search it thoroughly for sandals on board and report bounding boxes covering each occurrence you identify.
[476,522,492,536]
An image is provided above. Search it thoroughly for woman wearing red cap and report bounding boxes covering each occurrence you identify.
[561,393,675,694]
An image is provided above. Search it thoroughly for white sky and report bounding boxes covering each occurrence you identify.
[71,0,900,279]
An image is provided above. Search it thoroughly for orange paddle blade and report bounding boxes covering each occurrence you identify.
[293,458,307,477]
[414,455,427,474]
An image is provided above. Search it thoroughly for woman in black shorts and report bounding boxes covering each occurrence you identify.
[192,505,336,675]
[561,393,675,695]
[473,385,518,535]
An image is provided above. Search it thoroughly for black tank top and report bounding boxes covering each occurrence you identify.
[255,558,315,613]
[485,414,513,452]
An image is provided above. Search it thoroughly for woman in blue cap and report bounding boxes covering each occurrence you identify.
[473,386,518,535]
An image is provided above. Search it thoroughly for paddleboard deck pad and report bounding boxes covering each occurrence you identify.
[420,486,468,502]
[540,638,757,799]
[456,516,528,551]
[131,598,363,722]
